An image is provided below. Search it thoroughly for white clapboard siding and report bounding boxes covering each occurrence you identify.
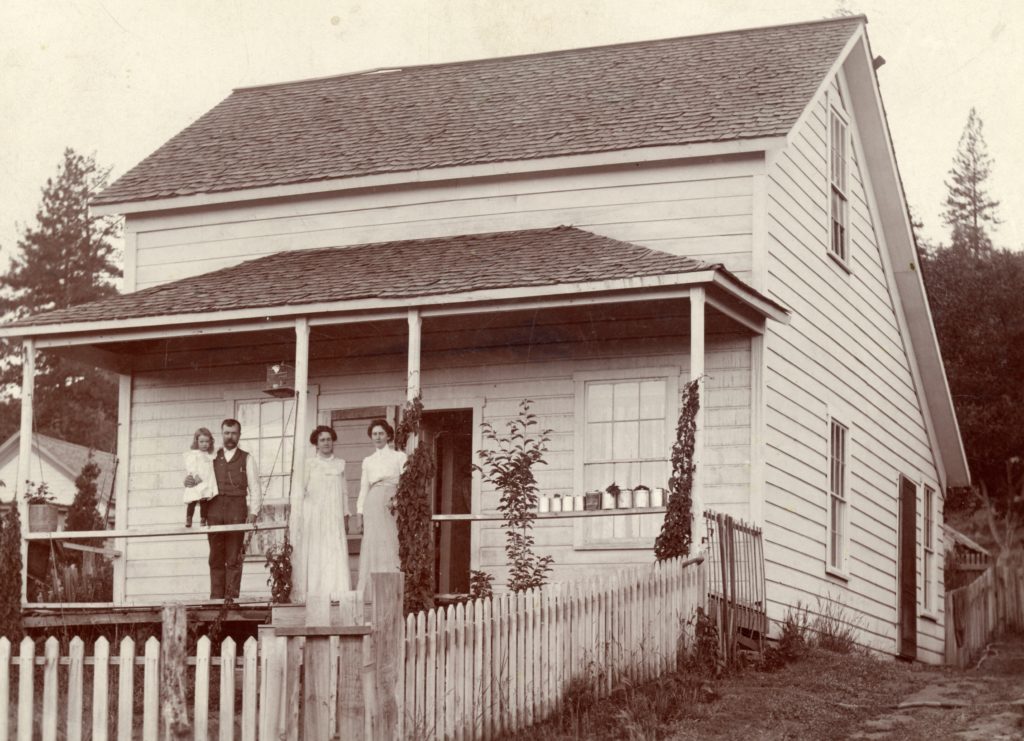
[125,329,750,601]
[763,75,945,662]
[128,159,757,289]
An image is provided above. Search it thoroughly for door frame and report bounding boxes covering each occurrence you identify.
[420,397,485,572]
[897,473,919,661]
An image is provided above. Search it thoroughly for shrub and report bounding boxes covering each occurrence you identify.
[812,594,863,654]
[0,505,23,641]
[393,396,437,614]
[475,400,553,592]
[688,606,725,678]
[468,569,494,599]
[779,601,811,662]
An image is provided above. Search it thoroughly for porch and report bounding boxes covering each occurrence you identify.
[2,227,786,610]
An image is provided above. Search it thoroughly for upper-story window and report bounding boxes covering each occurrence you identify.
[829,104,851,264]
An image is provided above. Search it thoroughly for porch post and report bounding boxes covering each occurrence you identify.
[690,288,705,550]
[407,309,422,402]
[16,339,35,605]
[291,317,311,512]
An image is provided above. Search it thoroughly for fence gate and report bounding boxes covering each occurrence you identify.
[703,510,768,660]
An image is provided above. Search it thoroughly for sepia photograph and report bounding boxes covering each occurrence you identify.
[0,1,1021,737]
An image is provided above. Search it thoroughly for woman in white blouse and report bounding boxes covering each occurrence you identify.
[294,425,351,601]
[356,418,408,592]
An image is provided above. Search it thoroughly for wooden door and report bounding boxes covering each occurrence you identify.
[898,475,918,660]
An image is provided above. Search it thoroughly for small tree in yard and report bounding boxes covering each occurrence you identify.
[655,378,700,561]
[0,505,24,641]
[64,453,107,565]
[476,400,553,592]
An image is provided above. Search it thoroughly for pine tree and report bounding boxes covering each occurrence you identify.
[0,505,24,641]
[942,108,1001,254]
[0,149,122,453]
[65,454,105,534]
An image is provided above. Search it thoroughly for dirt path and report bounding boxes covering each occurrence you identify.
[850,634,1024,740]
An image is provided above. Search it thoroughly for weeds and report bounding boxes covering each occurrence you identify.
[812,593,864,654]
[778,601,811,661]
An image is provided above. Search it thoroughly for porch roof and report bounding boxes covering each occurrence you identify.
[2,227,786,338]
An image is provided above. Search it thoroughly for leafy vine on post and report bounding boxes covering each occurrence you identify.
[392,396,437,614]
[654,377,700,561]
[475,399,554,592]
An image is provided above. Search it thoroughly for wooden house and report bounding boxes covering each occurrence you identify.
[1,16,968,663]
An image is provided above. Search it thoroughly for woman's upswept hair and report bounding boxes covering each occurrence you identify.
[367,418,395,442]
[191,427,215,451]
[309,425,338,446]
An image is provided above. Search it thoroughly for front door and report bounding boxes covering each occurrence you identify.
[422,409,474,597]
[898,475,918,660]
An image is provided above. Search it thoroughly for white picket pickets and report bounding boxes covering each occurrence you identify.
[402,554,706,740]
[0,555,705,740]
[0,634,258,741]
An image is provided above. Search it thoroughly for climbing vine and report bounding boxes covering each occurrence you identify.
[264,530,294,605]
[476,399,553,592]
[392,396,436,614]
[0,504,23,642]
[654,378,701,561]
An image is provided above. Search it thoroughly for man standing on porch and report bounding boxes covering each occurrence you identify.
[187,418,260,599]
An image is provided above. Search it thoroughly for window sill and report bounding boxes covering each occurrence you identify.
[827,250,853,275]
[825,565,850,582]
[920,611,940,624]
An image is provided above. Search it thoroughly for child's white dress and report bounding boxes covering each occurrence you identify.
[182,449,218,503]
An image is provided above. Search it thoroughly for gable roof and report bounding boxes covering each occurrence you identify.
[6,227,780,329]
[0,432,117,511]
[94,16,863,207]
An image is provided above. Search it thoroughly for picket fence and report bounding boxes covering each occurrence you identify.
[401,554,705,739]
[1,555,706,740]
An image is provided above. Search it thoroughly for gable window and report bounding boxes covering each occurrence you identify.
[574,372,676,549]
[923,485,936,613]
[827,418,848,572]
[829,106,850,264]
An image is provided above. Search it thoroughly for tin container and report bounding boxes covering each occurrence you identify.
[617,488,633,509]
[539,495,550,513]
[602,490,617,509]
[551,495,563,513]
[584,490,602,511]
[574,494,585,511]
[651,488,666,507]
[634,487,650,508]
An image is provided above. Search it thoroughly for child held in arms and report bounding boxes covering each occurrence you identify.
[183,427,219,527]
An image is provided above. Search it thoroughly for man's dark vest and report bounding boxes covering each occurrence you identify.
[213,448,249,497]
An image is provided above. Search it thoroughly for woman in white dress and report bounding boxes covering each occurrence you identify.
[356,419,408,592]
[294,425,352,601]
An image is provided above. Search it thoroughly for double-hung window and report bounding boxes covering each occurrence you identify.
[827,418,849,572]
[236,397,296,555]
[829,105,851,264]
[575,373,675,548]
[923,485,936,612]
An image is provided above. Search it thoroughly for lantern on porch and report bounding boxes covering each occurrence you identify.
[264,362,296,397]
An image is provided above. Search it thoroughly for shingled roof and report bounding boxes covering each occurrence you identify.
[9,227,760,328]
[94,16,863,207]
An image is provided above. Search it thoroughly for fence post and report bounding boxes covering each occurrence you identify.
[160,602,190,739]
[303,595,333,740]
[372,572,405,740]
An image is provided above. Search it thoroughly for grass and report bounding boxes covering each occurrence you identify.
[497,647,940,740]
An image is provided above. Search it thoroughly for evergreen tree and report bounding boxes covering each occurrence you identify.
[65,453,105,533]
[0,505,24,641]
[942,108,1001,254]
[0,149,122,454]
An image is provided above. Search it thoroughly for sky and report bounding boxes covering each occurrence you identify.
[1,0,1022,260]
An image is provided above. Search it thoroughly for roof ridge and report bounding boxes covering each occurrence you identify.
[232,15,865,93]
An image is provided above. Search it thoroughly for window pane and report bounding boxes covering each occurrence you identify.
[260,438,284,475]
[283,398,296,429]
[261,475,284,501]
[586,422,614,462]
[587,383,613,423]
[640,460,669,491]
[639,419,665,459]
[639,380,665,419]
[237,402,260,439]
[612,421,640,461]
[613,460,640,490]
[584,463,613,491]
[260,401,284,439]
[613,382,639,421]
